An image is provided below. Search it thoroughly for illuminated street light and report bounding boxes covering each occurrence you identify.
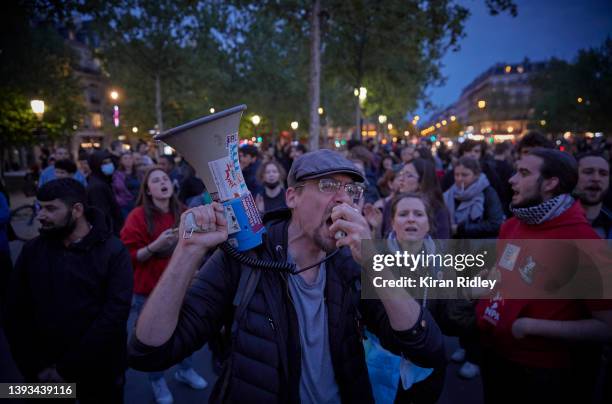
[209,107,215,114]
[436,123,441,128]
[354,88,359,97]
[507,126,513,133]
[318,107,324,115]
[505,65,512,73]
[413,115,420,121]
[450,115,456,121]
[442,120,447,126]
[577,97,583,103]
[251,115,261,126]
[291,121,299,130]
[30,99,45,119]
[477,100,486,109]
[540,120,546,126]
[387,123,393,130]
[358,87,367,102]
[110,90,119,100]
[132,126,138,133]
[378,115,387,124]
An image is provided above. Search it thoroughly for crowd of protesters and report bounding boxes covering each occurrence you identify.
[0,131,611,403]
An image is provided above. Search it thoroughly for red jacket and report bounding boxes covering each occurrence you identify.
[476,200,611,368]
[120,206,178,296]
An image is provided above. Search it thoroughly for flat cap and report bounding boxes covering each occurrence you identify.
[287,149,365,186]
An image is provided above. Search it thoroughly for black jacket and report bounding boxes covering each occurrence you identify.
[87,151,124,235]
[128,210,446,403]
[3,208,133,387]
[242,160,263,196]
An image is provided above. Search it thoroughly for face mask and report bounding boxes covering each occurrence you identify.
[39,211,77,240]
[101,162,115,176]
[264,181,280,189]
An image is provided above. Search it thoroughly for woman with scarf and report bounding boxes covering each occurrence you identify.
[443,156,504,239]
[366,192,451,403]
[442,156,504,379]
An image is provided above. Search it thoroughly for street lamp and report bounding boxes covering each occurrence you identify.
[477,100,486,109]
[318,107,324,115]
[132,126,139,133]
[291,121,299,141]
[251,115,261,139]
[450,115,456,121]
[358,87,367,103]
[30,99,45,119]
[209,107,215,114]
[378,115,387,124]
[110,90,119,101]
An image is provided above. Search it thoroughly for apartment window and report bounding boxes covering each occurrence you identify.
[91,113,102,128]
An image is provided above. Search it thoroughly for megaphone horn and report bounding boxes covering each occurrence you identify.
[154,105,265,251]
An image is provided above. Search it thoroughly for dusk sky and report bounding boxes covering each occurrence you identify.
[418,0,612,118]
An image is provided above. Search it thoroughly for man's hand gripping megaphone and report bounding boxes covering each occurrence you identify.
[178,202,229,252]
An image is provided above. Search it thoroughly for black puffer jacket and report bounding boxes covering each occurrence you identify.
[128,210,446,403]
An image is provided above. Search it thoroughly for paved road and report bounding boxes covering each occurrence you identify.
[120,336,483,404]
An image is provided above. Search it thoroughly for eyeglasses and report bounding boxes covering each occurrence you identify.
[295,178,365,201]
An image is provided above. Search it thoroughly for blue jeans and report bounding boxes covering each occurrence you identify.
[129,294,193,381]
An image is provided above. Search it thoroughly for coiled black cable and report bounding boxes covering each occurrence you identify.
[220,242,339,275]
[220,242,295,273]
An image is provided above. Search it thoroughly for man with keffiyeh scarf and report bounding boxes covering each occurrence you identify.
[475,148,612,404]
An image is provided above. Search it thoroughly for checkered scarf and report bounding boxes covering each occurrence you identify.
[510,193,574,225]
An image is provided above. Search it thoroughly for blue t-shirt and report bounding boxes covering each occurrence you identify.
[287,258,341,404]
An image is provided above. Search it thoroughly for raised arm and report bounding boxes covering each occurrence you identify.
[134,203,228,347]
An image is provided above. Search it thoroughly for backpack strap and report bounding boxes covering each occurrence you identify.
[231,262,262,334]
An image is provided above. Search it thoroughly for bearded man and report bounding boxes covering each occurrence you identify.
[3,178,133,403]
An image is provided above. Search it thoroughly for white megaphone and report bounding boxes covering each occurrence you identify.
[155,105,265,251]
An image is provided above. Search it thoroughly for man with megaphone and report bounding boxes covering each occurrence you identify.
[127,107,444,403]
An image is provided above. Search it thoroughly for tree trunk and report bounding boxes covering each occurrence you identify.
[307,0,321,151]
[155,74,164,134]
[355,96,361,141]
[155,73,164,157]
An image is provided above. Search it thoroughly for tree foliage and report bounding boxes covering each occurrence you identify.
[85,0,230,136]
[0,1,84,149]
[531,38,612,134]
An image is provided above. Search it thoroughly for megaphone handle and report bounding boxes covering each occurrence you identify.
[183,211,200,239]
